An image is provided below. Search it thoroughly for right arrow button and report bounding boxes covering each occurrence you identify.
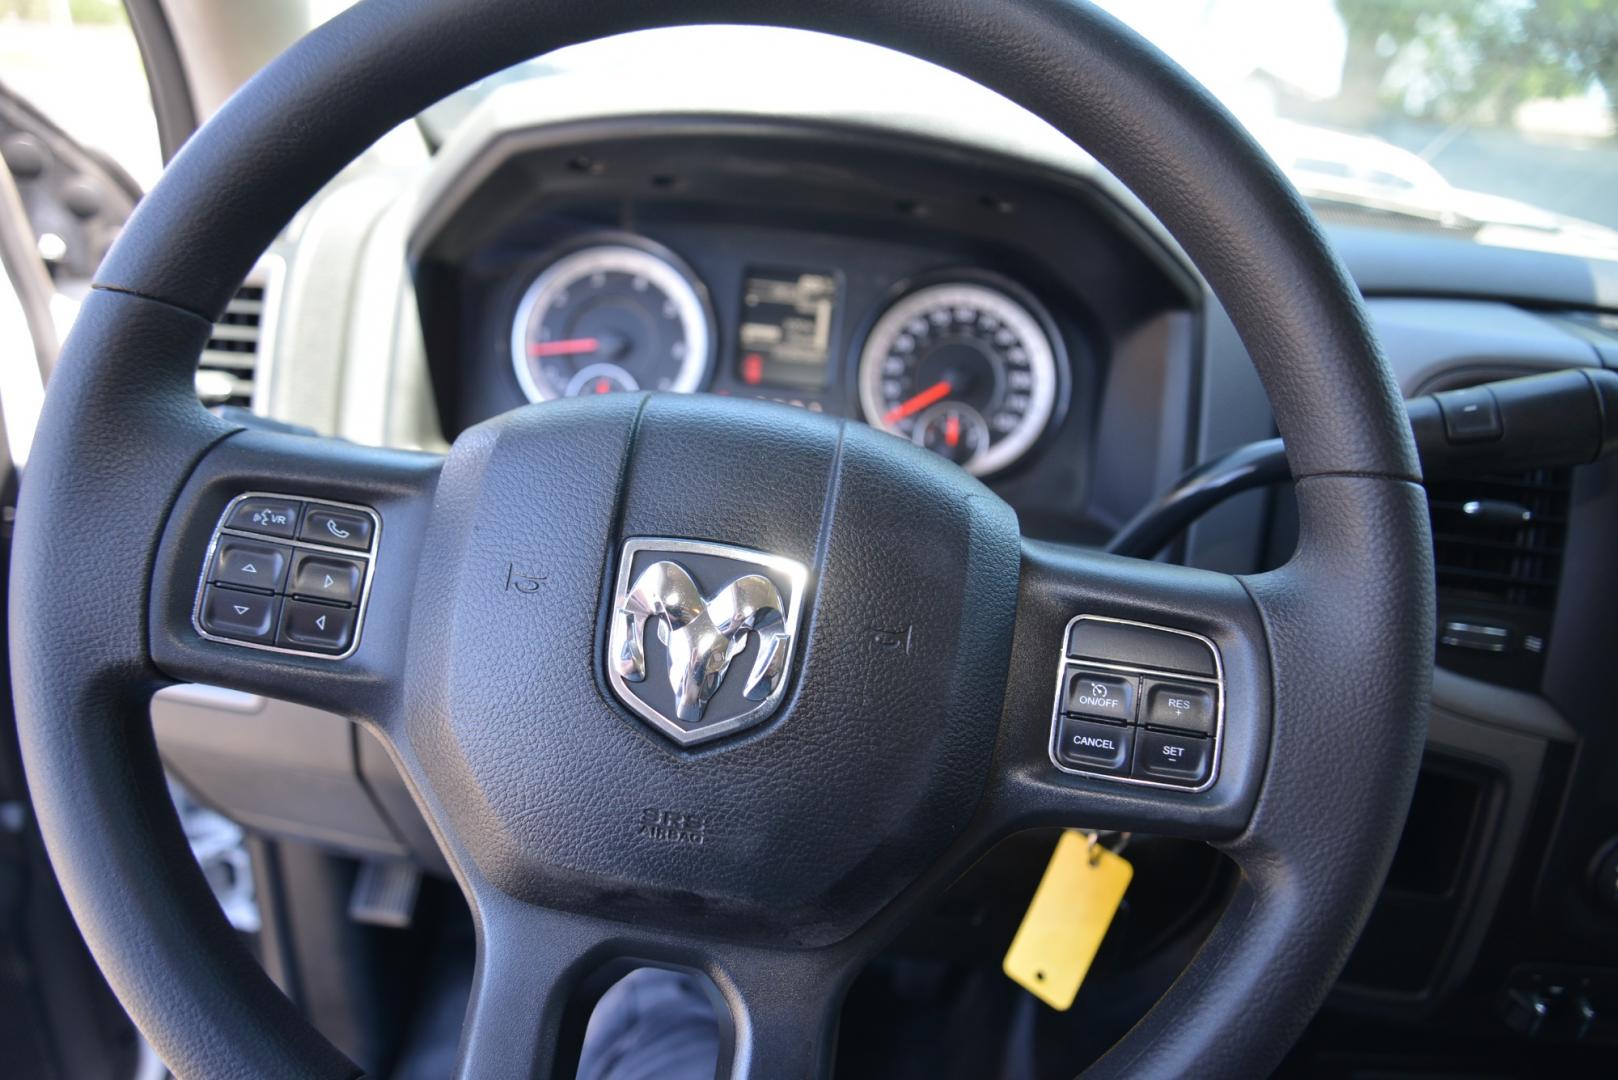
[289,552,365,605]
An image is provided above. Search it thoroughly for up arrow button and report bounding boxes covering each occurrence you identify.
[211,538,290,592]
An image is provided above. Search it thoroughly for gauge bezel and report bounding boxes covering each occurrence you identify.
[857,276,1064,476]
[509,237,715,403]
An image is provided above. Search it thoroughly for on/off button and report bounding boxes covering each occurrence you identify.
[1063,670,1137,724]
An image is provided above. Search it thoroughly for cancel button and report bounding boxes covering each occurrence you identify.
[1055,716,1133,773]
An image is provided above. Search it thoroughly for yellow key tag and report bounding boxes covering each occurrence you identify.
[1002,829,1132,1010]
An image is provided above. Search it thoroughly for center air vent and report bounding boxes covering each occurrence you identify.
[196,261,277,409]
[1428,466,1570,690]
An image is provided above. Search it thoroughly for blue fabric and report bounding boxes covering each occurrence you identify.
[576,968,721,1080]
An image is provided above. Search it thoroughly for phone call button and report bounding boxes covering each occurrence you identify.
[299,506,374,551]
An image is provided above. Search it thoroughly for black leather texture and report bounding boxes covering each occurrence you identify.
[9,291,359,1078]
[11,1,1431,1078]
[1087,476,1435,1079]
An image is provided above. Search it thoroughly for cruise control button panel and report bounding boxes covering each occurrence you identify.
[1049,616,1222,790]
[193,492,378,658]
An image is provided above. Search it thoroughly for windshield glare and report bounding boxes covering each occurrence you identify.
[1096,0,1618,253]
[430,1,1618,259]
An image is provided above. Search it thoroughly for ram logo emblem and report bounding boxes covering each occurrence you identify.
[606,539,808,746]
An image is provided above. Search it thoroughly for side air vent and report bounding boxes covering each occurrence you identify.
[196,260,278,409]
[1427,466,1570,689]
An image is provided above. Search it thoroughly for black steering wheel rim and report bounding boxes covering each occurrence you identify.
[11,2,1432,1078]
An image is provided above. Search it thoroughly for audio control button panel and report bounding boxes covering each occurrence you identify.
[194,492,379,659]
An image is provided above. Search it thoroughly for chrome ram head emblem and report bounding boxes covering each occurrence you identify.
[606,539,808,746]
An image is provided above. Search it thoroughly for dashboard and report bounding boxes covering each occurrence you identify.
[410,117,1194,542]
[505,238,1063,477]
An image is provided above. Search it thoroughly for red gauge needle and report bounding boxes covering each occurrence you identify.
[945,410,961,449]
[884,379,952,424]
[528,337,600,358]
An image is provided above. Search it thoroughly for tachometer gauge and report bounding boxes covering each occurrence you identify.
[510,242,713,402]
[858,280,1061,475]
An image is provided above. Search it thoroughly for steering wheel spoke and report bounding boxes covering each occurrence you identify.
[147,425,441,721]
[448,878,858,1080]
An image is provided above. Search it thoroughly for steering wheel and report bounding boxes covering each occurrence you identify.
[10,1,1433,1077]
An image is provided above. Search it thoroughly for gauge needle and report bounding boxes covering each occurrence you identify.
[528,337,600,357]
[884,379,952,424]
[945,410,961,449]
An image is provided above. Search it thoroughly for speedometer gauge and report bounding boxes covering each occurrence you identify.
[858,280,1061,475]
[510,242,713,402]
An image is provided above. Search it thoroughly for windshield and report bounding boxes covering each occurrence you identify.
[427,0,1618,259]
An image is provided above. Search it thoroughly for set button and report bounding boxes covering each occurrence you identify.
[1134,728,1212,784]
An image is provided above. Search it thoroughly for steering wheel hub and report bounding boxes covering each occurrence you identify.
[406,393,1020,945]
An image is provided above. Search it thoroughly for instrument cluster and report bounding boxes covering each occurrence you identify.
[507,234,1069,477]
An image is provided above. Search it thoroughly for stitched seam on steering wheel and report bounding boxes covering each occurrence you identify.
[1290,469,1422,484]
[91,281,217,323]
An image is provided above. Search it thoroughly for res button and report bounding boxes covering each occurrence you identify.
[1142,681,1216,736]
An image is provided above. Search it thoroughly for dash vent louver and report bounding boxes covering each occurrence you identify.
[196,262,276,409]
[1428,467,1570,613]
